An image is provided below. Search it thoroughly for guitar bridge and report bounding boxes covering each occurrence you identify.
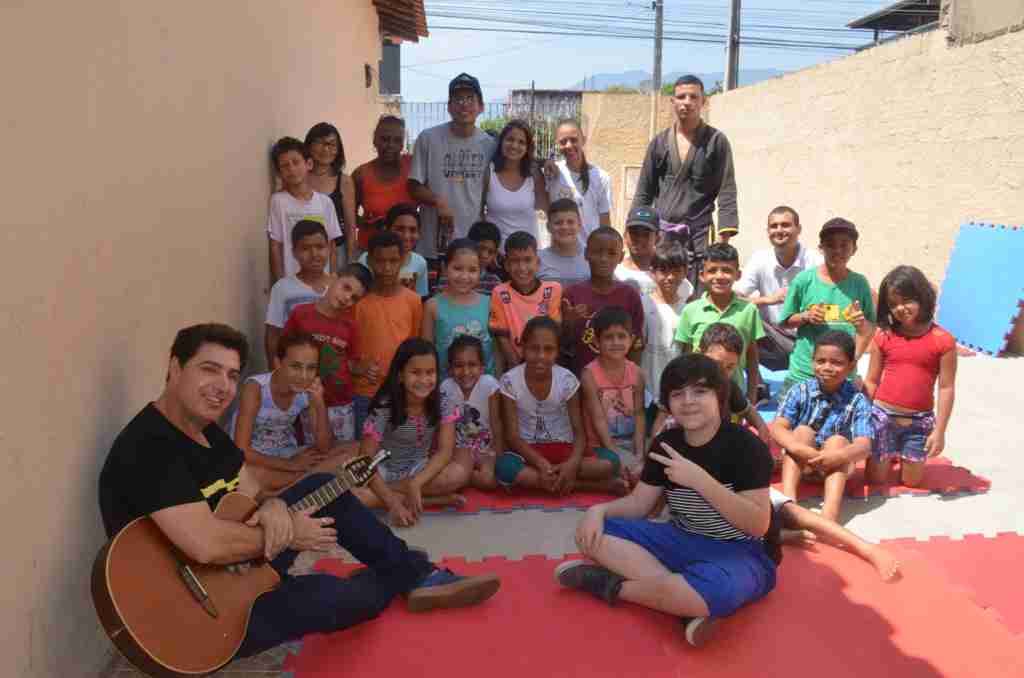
[178,564,219,618]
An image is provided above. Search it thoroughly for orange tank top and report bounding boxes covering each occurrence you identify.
[356,155,414,249]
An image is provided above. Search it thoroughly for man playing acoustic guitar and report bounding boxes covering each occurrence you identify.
[98,323,500,660]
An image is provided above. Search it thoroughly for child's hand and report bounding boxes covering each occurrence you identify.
[561,299,589,326]
[575,506,606,555]
[924,430,945,457]
[805,304,827,325]
[536,459,558,492]
[553,459,579,496]
[305,377,325,404]
[293,447,329,471]
[845,300,866,329]
[361,359,382,384]
[649,442,706,487]
[407,481,425,517]
[388,498,416,528]
[767,286,788,305]
[807,448,848,474]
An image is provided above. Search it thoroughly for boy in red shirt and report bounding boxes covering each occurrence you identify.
[562,227,645,375]
[283,264,373,451]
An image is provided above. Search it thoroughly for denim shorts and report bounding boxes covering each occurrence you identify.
[603,518,776,618]
[870,404,935,463]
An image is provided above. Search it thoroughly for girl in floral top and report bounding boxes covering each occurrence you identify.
[354,338,470,526]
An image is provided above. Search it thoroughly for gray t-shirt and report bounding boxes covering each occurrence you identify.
[538,246,591,288]
[409,123,497,259]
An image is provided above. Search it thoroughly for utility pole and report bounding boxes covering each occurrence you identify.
[649,0,664,140]
[724,0,741,91]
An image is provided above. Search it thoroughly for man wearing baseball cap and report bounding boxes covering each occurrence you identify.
[408,73,496,283]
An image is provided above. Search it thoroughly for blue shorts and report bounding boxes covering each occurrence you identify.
[603,518,776,618]
[870,405,935,463]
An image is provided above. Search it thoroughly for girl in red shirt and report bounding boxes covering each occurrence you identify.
[864,265,957,487]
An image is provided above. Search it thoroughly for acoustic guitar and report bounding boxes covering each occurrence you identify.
[91,450,389,678]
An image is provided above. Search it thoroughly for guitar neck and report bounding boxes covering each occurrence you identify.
[287,475,353,515]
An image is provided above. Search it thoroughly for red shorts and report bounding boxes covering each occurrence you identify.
[533,442,593,464]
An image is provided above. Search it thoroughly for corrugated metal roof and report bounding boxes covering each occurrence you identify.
[374,0,428,42]
[847,0,939,32]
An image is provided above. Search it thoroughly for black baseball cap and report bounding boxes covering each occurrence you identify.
[625,206,659,232]
[449,73,483,103]
[819,217,858,241]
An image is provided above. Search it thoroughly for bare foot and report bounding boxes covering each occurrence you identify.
[422,493,466,508]
[781,528,817,548]
[866,545,901,582]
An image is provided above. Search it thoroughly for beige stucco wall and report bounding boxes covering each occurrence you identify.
[580,93,676,228]
[948,0,1024,43]
[705,28,1024,352]
[0,2,391,676]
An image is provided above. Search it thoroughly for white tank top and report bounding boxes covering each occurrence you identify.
[486,165,538,249]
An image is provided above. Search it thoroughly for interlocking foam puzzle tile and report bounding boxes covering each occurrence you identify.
[771,456,991,499]
[285,550,1024,677]
[882,532,1024,635]
[937,222,1024,355]
[420,487,614,514]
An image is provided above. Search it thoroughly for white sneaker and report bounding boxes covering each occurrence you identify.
[682,616,721,647]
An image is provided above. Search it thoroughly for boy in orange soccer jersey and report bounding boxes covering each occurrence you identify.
[490,231,562,369]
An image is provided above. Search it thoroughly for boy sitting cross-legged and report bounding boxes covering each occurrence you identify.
[557,353,776,648]
[770,330,873,523]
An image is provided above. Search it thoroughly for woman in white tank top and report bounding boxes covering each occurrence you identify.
[484,120,549,249]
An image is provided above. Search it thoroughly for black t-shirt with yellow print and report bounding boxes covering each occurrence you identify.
[99,403,244,537]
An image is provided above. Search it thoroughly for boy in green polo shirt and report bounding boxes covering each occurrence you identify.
[675,243,763,404]
[779,218,875,398]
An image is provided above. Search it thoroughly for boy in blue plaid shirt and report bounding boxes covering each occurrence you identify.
[770,330,873,522]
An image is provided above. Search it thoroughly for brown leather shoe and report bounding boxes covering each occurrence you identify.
[406,569,501,613]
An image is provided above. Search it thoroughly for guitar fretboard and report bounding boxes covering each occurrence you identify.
[284,450,388,515]
[288,476,351,514]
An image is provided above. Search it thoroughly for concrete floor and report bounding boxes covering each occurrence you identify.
[102,354,1024,677]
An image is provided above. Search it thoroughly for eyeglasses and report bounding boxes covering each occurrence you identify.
[451,95,477,106]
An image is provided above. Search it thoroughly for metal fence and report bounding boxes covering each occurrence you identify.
[400,92,582,159]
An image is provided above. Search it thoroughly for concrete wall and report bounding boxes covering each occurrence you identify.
[948,0,1024,43]
[704,28,1024,352]
[580,92,676,228]
[0,2,390,675]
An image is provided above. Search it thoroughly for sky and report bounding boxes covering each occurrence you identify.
[399,0,896,101]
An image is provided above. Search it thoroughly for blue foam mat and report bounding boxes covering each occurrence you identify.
[937,223,1024,354]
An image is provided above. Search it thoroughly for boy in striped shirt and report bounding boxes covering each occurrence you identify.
[556,353,776,648]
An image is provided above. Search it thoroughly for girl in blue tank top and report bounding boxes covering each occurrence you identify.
[231,334,332,492]
[421,238,496,378]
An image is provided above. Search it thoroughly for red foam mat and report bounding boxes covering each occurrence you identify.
[424,487,615,513]
[884,533,1024,635]
[284,549,1024,678]
[772,456,991,500]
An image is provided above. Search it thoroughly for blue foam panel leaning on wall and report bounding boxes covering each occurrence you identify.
[936,223,1024,355]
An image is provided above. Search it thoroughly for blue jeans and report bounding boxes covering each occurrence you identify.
[236,474,432,657]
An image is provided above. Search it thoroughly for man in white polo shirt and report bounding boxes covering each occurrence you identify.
[735,206,823,371]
